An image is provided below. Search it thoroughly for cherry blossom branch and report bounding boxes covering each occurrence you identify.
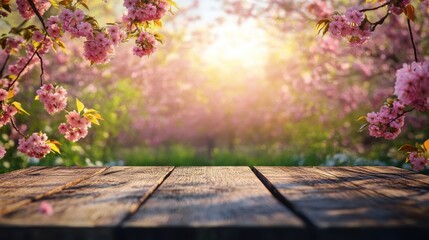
[35,51,44,86]
[10,118,26,137]
[370,12,390,31]
[7,35,47,90]
[360,1,391,13]
[26,0,47,31]
[407,18,418,62]
[388,108,414,125]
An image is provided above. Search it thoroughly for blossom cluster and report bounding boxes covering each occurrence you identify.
[36,84,68,115]
[394,61,429,112]
[0,103,17,128]
[58,111,91,142]
[46,9,128,64]
[133,32,157,57]
[8,37,52,75]
[17,132,51,159]
[366,99,405,140]
[389,0,411,15]
[16,0,50,20]
[328,7,371,46]
[123,0,169,24]
[408,151,428,171]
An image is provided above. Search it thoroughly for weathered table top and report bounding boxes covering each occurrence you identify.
[0,166,428,240]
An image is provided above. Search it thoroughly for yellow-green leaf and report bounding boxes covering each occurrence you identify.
[76,98,84,113]
[48,142,61,154]
[49,0,60,8]
[11,101,30,115]
[86,114,100,125]
[7,90,14,100]
[166,0,178,9]
[34,95,39,100]
[356,116,367,122]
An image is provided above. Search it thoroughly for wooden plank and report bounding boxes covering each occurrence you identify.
[0,166,173,240]
[123,166,307,240]
[254,166,429,240]
[318,167,429,219]
[0,167,48,181]
[356,166,429,185]
[0,167,106,215]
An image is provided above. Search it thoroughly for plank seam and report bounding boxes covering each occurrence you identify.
[0,167,109,216]
[250,166,317,230]
[116,166,175,227]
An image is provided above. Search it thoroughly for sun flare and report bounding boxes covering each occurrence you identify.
[201,18,269,71]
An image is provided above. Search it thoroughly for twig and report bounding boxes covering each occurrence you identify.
[370,12,390,31]
[360,1,391,12]
[35,52,44,86]
[10,118,26,137]
[407,18,418,62]
[388,108,414,125]
[26,0,47,31]
[6,43,42,91]
[0,54,10,77]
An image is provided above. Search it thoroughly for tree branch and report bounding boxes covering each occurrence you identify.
[35,51,44,86]
[10,118,26,137]
[407,18,418,62]
[370,12,390,31]
[26,0,47,31]
[0,54,10,78]
[360,1,391,12]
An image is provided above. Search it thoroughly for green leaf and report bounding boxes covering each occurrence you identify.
[76,98,84,113]
[11,101,30,115]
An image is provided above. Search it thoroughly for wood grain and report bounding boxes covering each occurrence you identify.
[254,166,429,240]
[318,167,429,222]
[0,166,173,225]
[0,167,106,215]
[123,166,306,240]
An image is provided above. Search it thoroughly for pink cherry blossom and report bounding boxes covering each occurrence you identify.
[60,111,92,142]
[394,61,429,112]
[17,132,51,159]
[36,84,68,115]
[16,0,50,20]
[133,32,157,57]
[409,151,427,171]
[0,89,8,101]
[38,201,54,216]
[366,99,405,140]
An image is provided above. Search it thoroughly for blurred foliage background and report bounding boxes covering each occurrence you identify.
[1,0,429,173]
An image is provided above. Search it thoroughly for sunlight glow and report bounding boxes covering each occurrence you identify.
[201,18,269,72]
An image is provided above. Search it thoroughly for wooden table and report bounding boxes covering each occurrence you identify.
[0,166,428,240]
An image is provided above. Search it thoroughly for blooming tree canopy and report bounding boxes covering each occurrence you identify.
[0,0,177,159]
